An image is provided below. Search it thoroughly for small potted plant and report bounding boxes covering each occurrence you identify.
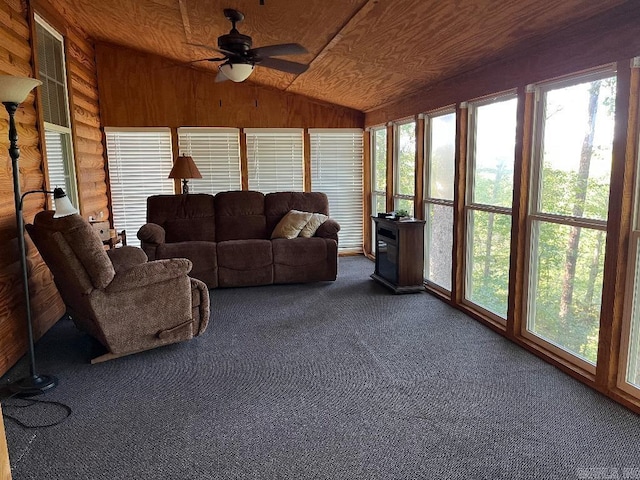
[394,208,411,220]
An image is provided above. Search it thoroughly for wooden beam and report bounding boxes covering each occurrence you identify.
[452,103,468,305]
[303,128,311,192]
[177,0,193,45]
[285,0,374,92]
[170,127,181,193]
[596,59,636,390]
[414,115,425,220]
[362,129,371,254]
[240,129,248,191]
[507,87,532,339]
[385,122,394,212]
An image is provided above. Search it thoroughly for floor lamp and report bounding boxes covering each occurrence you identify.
[1,75,76,396]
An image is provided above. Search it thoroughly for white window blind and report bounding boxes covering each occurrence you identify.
[105,128,175,246]
[177,127,241,194]
[310,129,364,251]
[44,129,69,189]
[36,14,78,206]
[36,19,69,127]
[245,128,303,193]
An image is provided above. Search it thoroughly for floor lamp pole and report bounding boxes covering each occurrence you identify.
[4,101,57,396]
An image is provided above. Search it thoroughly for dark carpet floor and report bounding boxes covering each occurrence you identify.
[2,256,640,479]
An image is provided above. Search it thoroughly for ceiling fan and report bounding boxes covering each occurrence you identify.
[191,8,309,83]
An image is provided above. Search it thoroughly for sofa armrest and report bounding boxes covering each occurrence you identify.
[107,246,148,273]
[137,223,165,244]
[315,219,340,242]
[138,223,165,260]
[105,258,193,293]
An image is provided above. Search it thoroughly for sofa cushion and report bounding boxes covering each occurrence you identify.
[164,218,213,243]
[271,210,313,239]
[147,194,216,242]
[217,239,273,287]
[272,237,330,265]
[215,191,267,241]
[265,192,330,236]
[157,241,218,288]
[299,213,328,238]
[272,238,337,283]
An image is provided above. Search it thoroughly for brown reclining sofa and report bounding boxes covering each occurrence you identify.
[137,191,340,289]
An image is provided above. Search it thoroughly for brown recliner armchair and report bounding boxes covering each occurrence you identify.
[26,211,210,364]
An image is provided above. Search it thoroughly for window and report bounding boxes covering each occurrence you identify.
[245,128,303,193]
[465,94,518,319]
[424,110,456,292]
[622,87,640,392]
[622,235,640,393]
[310,129,363,252]
[393,119,416,215]
[177,127,241,194]
[371,126,387,216]
[370,126,387,248]
[105,128,175,246]
[35,14,78,206]
[525,68,616,367]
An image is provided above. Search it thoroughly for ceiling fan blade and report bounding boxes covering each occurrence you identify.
[250,43,307,58]
[257,57,308,75]
[188,56,227,64]
[188,43,236,56]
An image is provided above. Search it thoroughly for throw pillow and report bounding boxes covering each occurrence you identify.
[299,212,328,238]
[271,210,313,239]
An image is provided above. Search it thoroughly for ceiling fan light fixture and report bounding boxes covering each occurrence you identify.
[219,63,254,82]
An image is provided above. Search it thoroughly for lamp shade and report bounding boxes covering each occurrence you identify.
[169,156,202,180]
[0,75,42,103]
[52,188,78,218]
[219,63,254,82]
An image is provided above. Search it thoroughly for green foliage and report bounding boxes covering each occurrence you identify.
[373,128,387,192]
[464,77,615,364]
[467,211,511,317]
[397,122,416,196]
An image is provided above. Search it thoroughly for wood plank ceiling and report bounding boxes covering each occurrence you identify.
[53,0,628,112]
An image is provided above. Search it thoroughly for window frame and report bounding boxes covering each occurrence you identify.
[244,128,304,194]
[463,91,518,324]
[370,125,387,249]
[309,128,364,252]
[34,13,79,207]
[177,127,242,194]
[423,106,457,294]
[392,117,417,214]
[104,127,176,247]
[521,65,618,374]
[619,231,640,397]
[618,81,640,395]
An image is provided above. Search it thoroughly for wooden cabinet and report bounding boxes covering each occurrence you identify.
[371,216,425,293]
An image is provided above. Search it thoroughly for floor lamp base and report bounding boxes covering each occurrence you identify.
[8,374,58,397]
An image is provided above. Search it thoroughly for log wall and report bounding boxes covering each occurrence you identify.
[65,24,109,220]
[0,0,63,377]
[0,0,108,377]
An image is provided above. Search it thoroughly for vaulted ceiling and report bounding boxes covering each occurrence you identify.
[53,0,628,112]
